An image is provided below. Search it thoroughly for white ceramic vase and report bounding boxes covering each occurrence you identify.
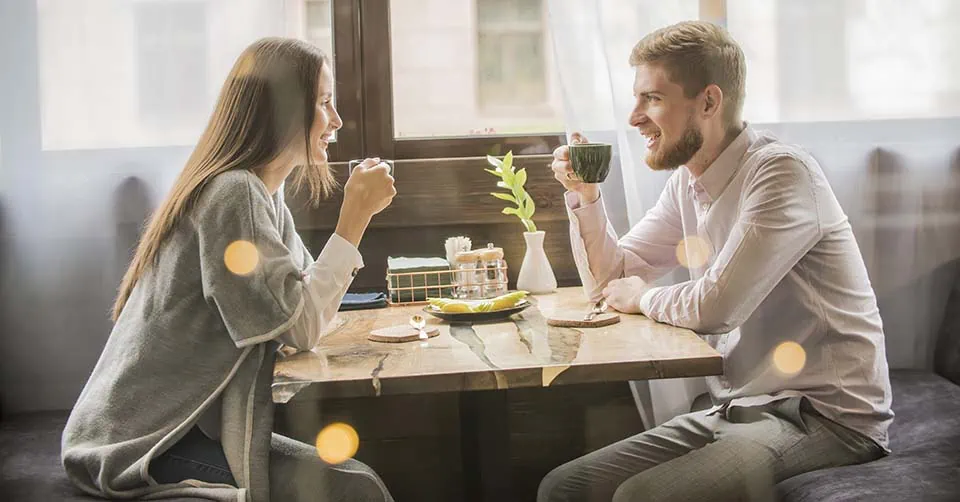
[516,231,557,294]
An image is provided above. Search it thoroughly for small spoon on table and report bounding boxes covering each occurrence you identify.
[583,300,608,322]
[409,314,429,340]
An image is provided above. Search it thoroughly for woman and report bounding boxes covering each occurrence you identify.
[62,38,396,502]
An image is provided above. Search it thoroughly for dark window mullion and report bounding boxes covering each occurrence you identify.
[358,0,395,159]
[328,0,364,162]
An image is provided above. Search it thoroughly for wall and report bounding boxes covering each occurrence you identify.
[0,0,187,414]
[764,119,960,370]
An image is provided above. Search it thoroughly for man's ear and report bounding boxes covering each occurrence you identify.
[702,84,724,119]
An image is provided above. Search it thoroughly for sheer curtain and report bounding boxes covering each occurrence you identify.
[0,0,325,413]
[547,0,960,428]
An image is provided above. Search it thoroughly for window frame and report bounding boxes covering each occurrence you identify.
[325,0,364,162]
[327,0,564,161]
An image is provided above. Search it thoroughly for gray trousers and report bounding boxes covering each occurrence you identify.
[537,397,883,502]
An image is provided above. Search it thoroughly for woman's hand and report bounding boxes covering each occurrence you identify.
[335,158,396,247]
[344,158,396,217]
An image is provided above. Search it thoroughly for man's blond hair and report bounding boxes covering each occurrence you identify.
[630,21,746,126]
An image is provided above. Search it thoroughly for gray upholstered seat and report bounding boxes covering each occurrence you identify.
[776,370,960,501]
[0,411,205,502]
[776,263,960,502]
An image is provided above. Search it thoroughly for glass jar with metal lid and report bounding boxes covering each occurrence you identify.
[453,250,484,299]
[479,243,507,298]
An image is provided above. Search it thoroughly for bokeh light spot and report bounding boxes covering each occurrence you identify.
[315,422,359,464]
[773,342,807,375]
[224,240,259,276]
[676,236,712,269]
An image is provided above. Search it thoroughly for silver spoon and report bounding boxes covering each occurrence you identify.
[410,314,428,340]
[583,300,607,322]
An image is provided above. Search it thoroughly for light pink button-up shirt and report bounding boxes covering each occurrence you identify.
[566,126,893,449]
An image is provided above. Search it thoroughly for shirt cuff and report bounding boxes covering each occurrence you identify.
[564,190,583,211]
[638,287,659,317]
[565,191,609,241]
[318,233,365,280]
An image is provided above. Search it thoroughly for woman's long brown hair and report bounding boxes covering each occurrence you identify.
[112,38,335,321]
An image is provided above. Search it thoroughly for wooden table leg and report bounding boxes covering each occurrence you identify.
[460,389,510,502]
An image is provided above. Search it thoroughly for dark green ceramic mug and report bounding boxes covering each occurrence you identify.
[569,143,612,183]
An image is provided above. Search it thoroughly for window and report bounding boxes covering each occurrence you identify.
[135,1,208,130]
[388,0,563,142]
[37,0,561,154]
[35,0,960,154]
[304,0,334,59]
[726,0,960,123]
[476,0,547,109]
[36,0,331,151]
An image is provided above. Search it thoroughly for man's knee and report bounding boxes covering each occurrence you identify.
[538,458,621,502]
[611,474,652,502]
[612,473,691,502]
[539,458,606,502]
[537,463,573,502]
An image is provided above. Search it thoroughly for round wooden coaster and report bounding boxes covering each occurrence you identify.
[368,325,440,343]
[546,312,621,328]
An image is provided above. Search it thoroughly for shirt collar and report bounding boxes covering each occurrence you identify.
[688,124,755,202]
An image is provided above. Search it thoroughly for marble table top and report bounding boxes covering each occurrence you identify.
[272,287,722,402]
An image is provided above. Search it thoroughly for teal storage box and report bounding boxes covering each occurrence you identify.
[386,256,455,303]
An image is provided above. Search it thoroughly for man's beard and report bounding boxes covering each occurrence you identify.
[646,121,703,171]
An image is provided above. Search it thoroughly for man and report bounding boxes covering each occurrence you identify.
[539,21,892,502]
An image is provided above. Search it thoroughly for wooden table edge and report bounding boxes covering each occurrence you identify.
[273,353,722,402]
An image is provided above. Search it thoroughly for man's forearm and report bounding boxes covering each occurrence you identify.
[566,192,625,300]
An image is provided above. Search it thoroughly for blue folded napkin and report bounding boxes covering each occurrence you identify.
[338,292,388,311]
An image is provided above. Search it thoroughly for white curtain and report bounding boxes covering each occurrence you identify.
[547,0,960,428]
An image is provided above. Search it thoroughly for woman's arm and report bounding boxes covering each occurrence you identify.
[274,160,396,351]
[194,164,393,350]
[277,233,363,350]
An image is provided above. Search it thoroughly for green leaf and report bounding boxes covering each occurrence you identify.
[497,181,509,189]
[522,218,537,233]
[503,151,515,173]
[501,164,515,184]
[515,168,528,188]
[525,195,536,219]
[510,189,523,208]
[502,207,521,216]
[483,168,502,178]
[490,192,517,203]
[486,155,503,168]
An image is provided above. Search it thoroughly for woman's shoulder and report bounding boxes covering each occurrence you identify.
[193,169,275,219]
[200,169,270,203]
